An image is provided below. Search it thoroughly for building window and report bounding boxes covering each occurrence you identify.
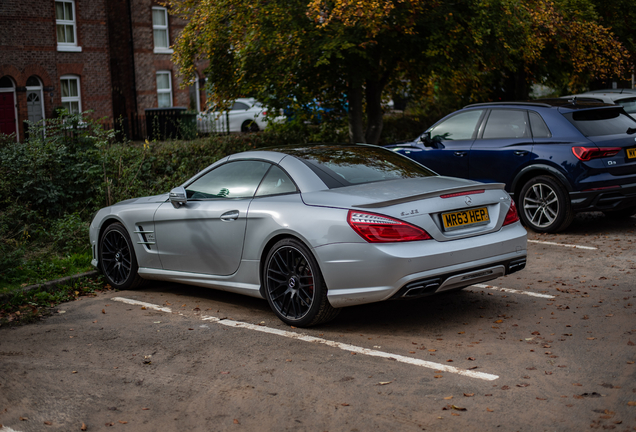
[55,0,82,52]
[60,75,82,114]
[152,7,172,54]
[156,72,172,107]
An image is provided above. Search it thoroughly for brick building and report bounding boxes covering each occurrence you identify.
[0,0,206,142]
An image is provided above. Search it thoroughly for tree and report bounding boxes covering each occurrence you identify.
[169,0,629,144]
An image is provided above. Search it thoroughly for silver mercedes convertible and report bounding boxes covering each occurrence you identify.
[90,144,527,326]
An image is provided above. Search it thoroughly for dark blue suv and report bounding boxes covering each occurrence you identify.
[388,100,636,233]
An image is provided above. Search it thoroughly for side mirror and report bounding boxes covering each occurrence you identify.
[169,186,187,208]
[419,131,434,147]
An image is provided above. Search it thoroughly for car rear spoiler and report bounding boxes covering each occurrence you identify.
[353,182,507,209]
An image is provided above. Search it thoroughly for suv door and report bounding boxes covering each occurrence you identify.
[469,109,533,190]
[405,109,484,177]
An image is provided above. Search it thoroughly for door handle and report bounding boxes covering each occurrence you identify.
[454,151,467,157]
[514,150,529,156]
[220,210,239,221]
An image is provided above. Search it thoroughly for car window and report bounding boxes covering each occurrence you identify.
[616,98,636,114]
[231,102,249,111]
[255,165,298,197]
[429,110,483,141]
[528,111,551,138]
[186,160,270,199]
[280,145,436,188]
[482,109,529,139]
[563,108,636,137]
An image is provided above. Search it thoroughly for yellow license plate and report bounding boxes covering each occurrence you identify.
[442,207,490,231]
[627,148,636,159]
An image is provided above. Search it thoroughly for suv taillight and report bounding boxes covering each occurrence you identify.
[572,146,621,161]
[347,210,432,243]
[503,200,520,226]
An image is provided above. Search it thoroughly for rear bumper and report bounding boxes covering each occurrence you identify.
[315,223,527,308]
[570,182,636,212]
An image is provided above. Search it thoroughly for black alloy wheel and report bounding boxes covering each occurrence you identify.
[518,175,574,233]
[99,223,144,290]
[264,239,339,327]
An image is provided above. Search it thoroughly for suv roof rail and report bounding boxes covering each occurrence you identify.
[464,101,552,109]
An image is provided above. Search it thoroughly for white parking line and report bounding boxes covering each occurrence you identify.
[469,284,555,299]
[528,239,597,250]
[112,297,499,381]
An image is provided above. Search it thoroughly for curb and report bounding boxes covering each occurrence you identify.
[0,270,100,304]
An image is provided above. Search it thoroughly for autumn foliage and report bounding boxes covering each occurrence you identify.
[168,0,630,143]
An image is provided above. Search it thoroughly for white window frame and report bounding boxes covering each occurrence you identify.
[55,0,82,52]
[156,71,173,108]
[60,75,82,114]
[152,7,173,54]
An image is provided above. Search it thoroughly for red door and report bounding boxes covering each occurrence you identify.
[0,92,17,136]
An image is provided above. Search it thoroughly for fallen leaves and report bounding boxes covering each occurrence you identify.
[81,423,87,431]
[442,405,466,411]
[627,401,636,406]
[378,381,392,386]
[463,393,475,397]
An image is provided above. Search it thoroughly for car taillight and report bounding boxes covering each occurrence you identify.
[503,200,520,226]
[572,146,621,161]
[347,210,432,243]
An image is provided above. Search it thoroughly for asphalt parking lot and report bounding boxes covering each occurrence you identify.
[1,213,635,432]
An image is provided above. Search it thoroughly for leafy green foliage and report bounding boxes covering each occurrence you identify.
[169,0,628,145]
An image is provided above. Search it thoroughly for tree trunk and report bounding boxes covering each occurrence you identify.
[347,86,365,144]
[364,80,384,145]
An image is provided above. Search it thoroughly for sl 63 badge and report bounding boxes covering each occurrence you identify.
[400,209,420,217]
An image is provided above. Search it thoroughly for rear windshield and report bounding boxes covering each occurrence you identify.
[278,145,436,188]
[563,108,636,137]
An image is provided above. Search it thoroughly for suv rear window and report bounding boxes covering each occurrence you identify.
[563,108,636,137]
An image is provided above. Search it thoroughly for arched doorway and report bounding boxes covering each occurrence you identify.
[25,76,45,139]
[0,76,18,140]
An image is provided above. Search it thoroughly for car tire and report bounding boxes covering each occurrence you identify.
[603,206,636,218]
[263,238,339,327]
[519,175,574,233]
[98,223,146,290]
[241,120,259,133]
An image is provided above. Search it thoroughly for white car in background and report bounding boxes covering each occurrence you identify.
[197,98,284,133]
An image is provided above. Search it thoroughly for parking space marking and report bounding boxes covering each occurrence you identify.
[528,239,597,250]
[469,284,555,299]
[112,297,499,381]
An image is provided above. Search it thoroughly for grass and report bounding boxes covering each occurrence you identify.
[0,273,109,327]
[0,251,94,297]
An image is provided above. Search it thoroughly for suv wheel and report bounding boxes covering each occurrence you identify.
[519,175,574,233]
